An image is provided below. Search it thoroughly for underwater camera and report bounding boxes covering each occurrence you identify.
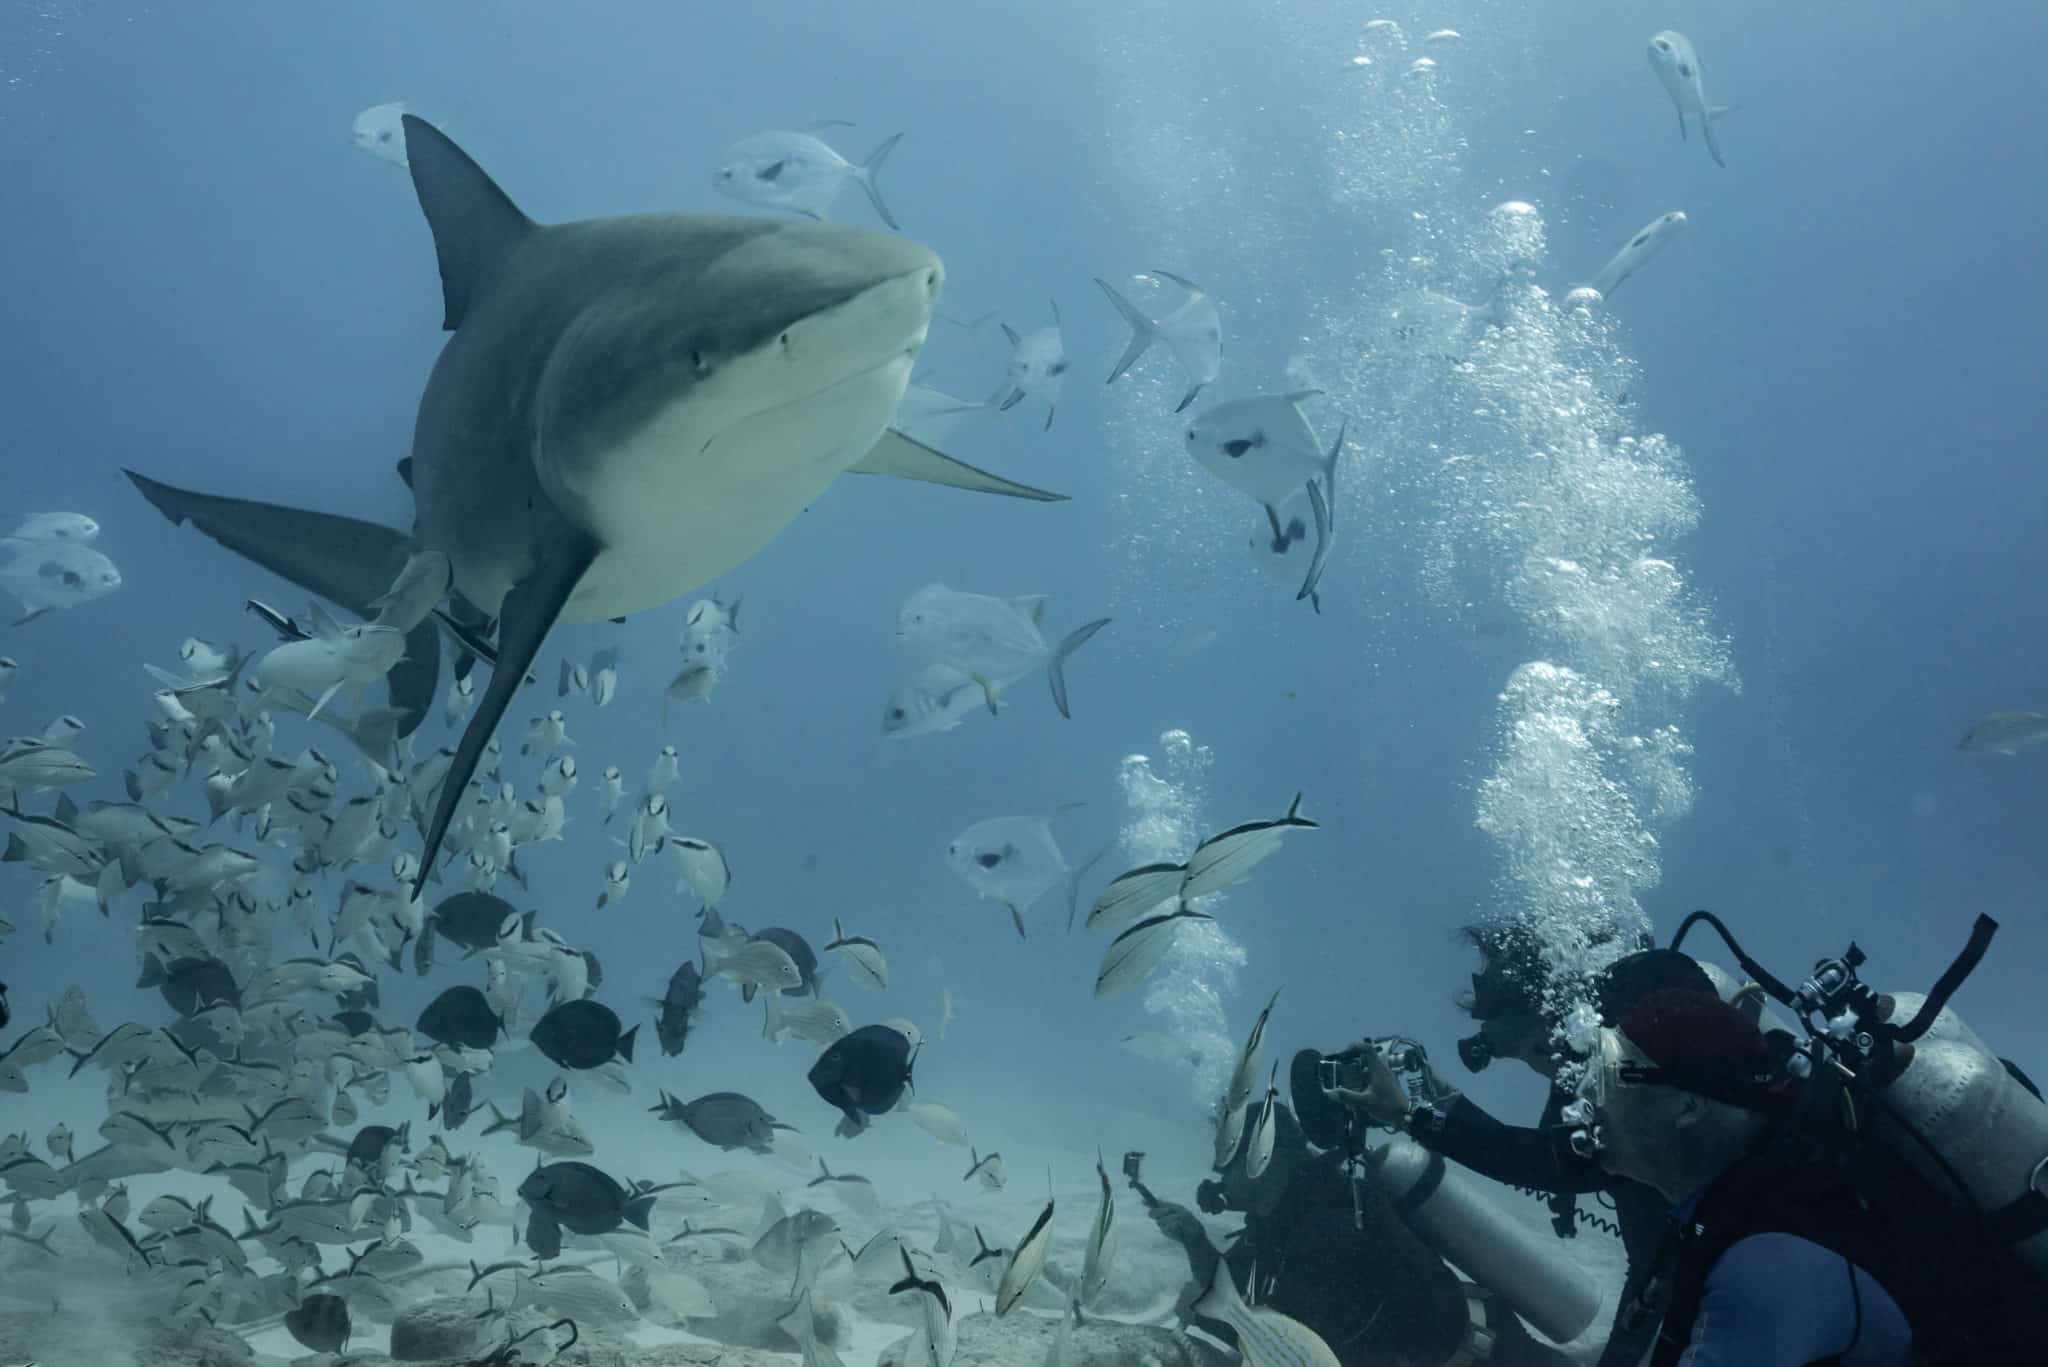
[1319,1036,1443,1105]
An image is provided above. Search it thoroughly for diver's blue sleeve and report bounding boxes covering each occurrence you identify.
[1675,1232,1910,1366]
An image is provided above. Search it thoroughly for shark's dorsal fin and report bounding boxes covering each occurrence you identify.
[850,429,1066,503]
[402,115,535,332]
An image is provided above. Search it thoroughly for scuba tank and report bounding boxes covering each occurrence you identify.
[1368,1134,1602,1345]
[1672,911,2048,1280]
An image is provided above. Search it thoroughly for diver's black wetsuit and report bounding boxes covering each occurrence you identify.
[1411,1090,1666,1367]
[1159,1149,1574,1367]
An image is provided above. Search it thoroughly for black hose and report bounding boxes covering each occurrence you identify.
[1669,910,1801,1008]
[1893,914,1997,1044]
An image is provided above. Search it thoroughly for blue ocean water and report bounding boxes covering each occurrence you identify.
[1,1,2044,1361]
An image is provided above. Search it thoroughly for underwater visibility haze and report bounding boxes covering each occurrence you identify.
[0,1,2045,1363]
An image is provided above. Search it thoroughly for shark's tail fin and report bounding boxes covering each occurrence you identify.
[853,133,904,231]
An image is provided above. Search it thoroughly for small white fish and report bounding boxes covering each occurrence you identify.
[712,127,903,228]
[763,991,851,1047]
[351,100,409,167]
[403,1051,446,1110]
[589,647,619,707]
[1424,28,1461,45]
[558,658,590,698]
[598,765,625,822]
[991,303,1067,430]
[1181,792,1318,901]
[1079,1152,1117,1308]
[595,859,630,911]
[665,661,723,711]
[1095,908,1215,998]
[0,537,121,625]
[660,835,730,907]
[706,935,803,994]
[179,637,235,675]
[905,1099,970,1147]
[1589,211,1688,299]
[539,754,578,798]
[37,715,83,748]
[628,792,671,864]
[1184,394,1343,608]
[964,1147,1004,1191]
[1648,31,1732,168]
[823,917,887,990]
[995,1197,1055,1317]
[1245,1064,1280,1180]
[1959,711,2048,756]
[256,604,405,720]
[0,657,14,702]
[889,1247,958,1367]
[522,710,572,756]
[946,807,1079,938]
[1095,270,1223,412]
[1217,989,1281,1168]
[646,745,679,793]
[443,674,475,727]
[9,512,98,543]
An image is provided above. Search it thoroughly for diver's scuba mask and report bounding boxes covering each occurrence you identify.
[1559,1027,1668,1160]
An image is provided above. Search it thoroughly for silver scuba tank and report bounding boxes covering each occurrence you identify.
[1863,990,2048,1278]
[1367,1133,1602,1345]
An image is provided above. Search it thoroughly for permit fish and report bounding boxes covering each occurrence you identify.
[1184,394,1342,608]
[1095,269,1223,411]
[1589,211,1688,299]
[905,1099,969,1147]
[351,100,409,167]
[1094,907,1214,998]
[126,114,1063,892]
[0,536,121,624]
[992,302,1067,430]
[824,917,888,990]
[946,807,1078,938]
[1195,1258,1341,1366]
[896,583,1109,718]
[882,662,996,739]
[712,127,904,229]
[1648,31,1733,168]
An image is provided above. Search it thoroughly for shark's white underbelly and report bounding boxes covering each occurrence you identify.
[559,353,914,622]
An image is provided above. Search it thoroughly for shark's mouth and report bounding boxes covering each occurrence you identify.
[701,338,923,455]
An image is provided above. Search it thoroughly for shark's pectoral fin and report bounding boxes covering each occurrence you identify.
[413,520,598,896]
[849,429,1067,503]
[125,470,415,617]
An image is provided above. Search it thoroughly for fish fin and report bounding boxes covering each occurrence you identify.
[848,429,1067,502]
[396,457,414,490]
[10,609,50,626]
[382,622,439,739]
[1175,382,1204,413]
[969,673,1001,717]
[1067,845,1110,932]
[124,470,414,620]
[401,115,536,331]
[995,386,1025,412]
[617,1023,638,1064]
[1702,112,1728,168]
[1321,418,1345,530]
[1001,323,1023,347]
[412,519,598,896]
[1093,277,1158,385]
[306,680,345,723]
[306,600,347,643]
[1298,478,1333,607]
[1009,904,1027,940]
[1677,108,1688,142]
[1043,403,1055,432]
[1046,618,1110,720]
[853,132,903,230]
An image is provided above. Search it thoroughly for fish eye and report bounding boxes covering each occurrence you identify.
[888,708,904,721]
[1185,429,1197,441]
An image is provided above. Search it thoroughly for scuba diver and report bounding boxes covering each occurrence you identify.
[1145,1056,1577,1367]
[1330,928,1721,1366]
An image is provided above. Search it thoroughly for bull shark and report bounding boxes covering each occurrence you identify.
[130,114,1062,893]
